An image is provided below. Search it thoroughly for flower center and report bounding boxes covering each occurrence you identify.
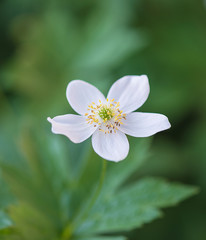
[85,98,126,134]
[98,106,114,122]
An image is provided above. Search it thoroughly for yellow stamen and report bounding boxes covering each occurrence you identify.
[85,98,126,133]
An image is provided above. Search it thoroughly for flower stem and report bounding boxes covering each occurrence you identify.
[83,159,107,217]
[61,159,107,240]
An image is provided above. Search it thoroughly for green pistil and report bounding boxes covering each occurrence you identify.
[98,107,114,121]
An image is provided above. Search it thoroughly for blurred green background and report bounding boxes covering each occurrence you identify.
[0,0,206,239]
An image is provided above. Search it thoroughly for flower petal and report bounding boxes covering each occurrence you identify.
[119,112,171,137]
[92,130,129,162]
[66,80,106,115]
[47,114,97,143]
[107,75,150,114]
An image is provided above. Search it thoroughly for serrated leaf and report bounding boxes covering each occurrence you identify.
[76,206,161,234]
[75,178,198,235]
[116,177,199,208]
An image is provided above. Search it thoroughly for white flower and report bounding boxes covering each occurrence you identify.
[48,75,171,162]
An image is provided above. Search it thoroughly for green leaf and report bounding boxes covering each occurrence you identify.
[0,174,14,232]
[0,132,70,240]
[71,139,151,233]
[0,211,12,230]
[0,178,14,210]
[76,178,198,235]
[7,204,59,240]
[116,177,199,208]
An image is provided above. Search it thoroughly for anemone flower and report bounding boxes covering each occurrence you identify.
[48,75,171,162]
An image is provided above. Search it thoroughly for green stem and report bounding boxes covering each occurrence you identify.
[61,159,107,240]
[84,159,107,217]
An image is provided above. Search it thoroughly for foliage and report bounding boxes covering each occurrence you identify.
[0,133,198,240]
[0,0,205,239]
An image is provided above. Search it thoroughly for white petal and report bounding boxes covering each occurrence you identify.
[107,75,150,114]
[119,112,171,137]
[66,80,106,115]
[92,130,129,162]
[47,114,97,143]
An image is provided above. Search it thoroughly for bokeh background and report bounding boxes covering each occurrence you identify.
[0,0,206,239]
